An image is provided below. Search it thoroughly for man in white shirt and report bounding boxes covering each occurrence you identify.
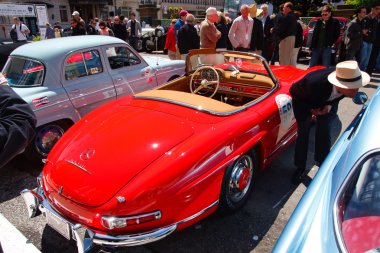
[228,5,253,52]
[11,17,30,42]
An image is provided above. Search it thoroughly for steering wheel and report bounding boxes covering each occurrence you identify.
[190,66,220,98]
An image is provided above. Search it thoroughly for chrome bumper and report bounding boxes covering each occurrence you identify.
[20,189,177,253]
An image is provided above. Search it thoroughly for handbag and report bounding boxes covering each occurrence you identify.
[10,24,21,42]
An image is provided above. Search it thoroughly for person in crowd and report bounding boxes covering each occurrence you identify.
[249,4,264,55]
[277,2,297,66]
[94,17,100,30]
[366,5,380,75]
[270,4,284,65]
[194,20,201,36]
[98,21,114,36]
[126,12,142,51]
[11,17,29,43]
[53,21,62,38]
[216,12,229,50]
[293,11,304,66]
[200,7,221,49]
[178,14,200,59]
[290,61,370,184]
[72,11,86,27]
[225,15,233,50]
[309,5,340,68]
[360,3,380,71]
[260,4,274,61]
[228,4,253,52]
[70,18,86,36]
[106,17,113,29]
[174,10,188,40]
[112,16,128,41]
[0,73,36,169]
[87,19,98,35]
[164,19,177,60]
[345,6,367,62]
[45,23,55,39]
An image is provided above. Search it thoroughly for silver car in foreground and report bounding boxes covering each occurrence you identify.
[2,36,185,160]
[273,89,380,253]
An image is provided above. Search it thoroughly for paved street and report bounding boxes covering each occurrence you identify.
[0,53,379,253]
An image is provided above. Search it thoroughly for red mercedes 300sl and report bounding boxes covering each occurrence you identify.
[22,49,321,252]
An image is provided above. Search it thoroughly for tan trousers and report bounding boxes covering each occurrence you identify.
[291,47,300,66]
[279,36,295,66]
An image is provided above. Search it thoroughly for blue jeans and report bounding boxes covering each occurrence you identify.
[360,42,373,70]
[309,47,332,68]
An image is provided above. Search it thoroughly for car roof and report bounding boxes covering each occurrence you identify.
[10,35,126,62]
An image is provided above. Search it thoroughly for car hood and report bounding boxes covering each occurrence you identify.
[44,105,194,207]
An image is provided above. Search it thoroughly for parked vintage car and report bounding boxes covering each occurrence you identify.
[273,89,378,252]
[2,35,185,160]
[300,16,349,62]
[21,49,324,252]
[136,27,166,53]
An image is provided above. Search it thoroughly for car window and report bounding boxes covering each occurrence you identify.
[106,46,141,70]
[3,57,44,87]
[65,50,103,80]
[337,152,380,253]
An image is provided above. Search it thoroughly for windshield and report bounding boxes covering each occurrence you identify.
[3,57,44,87]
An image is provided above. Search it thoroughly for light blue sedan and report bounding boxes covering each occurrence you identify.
[2,36,185,160]
[273,89,380,253]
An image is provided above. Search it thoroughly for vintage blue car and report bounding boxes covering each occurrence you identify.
[1,36,185,160]
[273,88,380,253]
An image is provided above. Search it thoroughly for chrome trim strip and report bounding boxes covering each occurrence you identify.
[265,131,297,163]
[65,160,90,174]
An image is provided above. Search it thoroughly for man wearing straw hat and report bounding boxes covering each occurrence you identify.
[290,61,370,184]
[249,4,264,56]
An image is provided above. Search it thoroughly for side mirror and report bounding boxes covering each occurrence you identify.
[352,92,368,105]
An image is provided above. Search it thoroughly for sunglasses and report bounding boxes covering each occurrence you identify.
[322,13,329,16]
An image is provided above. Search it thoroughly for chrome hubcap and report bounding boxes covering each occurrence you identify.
[228,155,253,202]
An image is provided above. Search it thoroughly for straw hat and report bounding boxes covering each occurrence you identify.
[328,61,370,89]
[249,4,263,18]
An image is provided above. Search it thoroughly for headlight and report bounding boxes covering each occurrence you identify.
[101,211,161,230]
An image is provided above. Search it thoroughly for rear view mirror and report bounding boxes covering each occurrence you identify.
[352,92,368,105]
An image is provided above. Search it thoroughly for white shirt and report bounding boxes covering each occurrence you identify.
[228,15,254,49]
[13,23,28,41]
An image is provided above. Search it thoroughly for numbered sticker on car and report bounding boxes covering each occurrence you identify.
[275,94,294,143]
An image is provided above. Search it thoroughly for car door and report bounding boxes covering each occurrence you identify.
[62,49,116,117]
[104,44,157,97]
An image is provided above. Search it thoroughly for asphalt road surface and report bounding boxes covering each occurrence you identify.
[0,54,379,253]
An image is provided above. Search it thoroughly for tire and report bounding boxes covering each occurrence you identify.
[24,121,71,163]
[136,39,143,52]
[219,150,258,213]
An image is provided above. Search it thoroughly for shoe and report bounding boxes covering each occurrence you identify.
[292,168,306,185]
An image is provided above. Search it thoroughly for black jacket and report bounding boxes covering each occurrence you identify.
[290,67,344,121]
[262,15,274,42]
[86,26,98,35]
[311,17,340,49]
[362,14,378,43]
[250,18,264,51]
[112,23,128,41]
[295,21,304,48]
[72,25,86,36]
[178,24,200,54]
[0,85,36,168]
[277,12,297,40]
[216,23,229,49]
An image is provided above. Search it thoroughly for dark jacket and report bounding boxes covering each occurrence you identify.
[86,26,98,35]
[262,15,274,42]
[178,24,200,54]
[295,20,303,48]
[290,67,344,121]
[72,25,86,36]
[277,11,297,40]
[216,23,229,49]
[112,23,128,41]
[250,18,264,51]
[362,14,378,43]
[345,18,364,51]
[0,84,36,168]
[311,17,340,49]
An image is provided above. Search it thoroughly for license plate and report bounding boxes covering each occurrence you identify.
[46,208,71,240]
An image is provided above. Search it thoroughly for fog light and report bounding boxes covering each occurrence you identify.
[101,211,161,230]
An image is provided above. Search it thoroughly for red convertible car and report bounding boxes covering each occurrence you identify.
[22,49,321,252]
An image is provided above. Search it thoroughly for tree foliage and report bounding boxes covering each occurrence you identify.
[345,0,378,8]
[255,0,325,16]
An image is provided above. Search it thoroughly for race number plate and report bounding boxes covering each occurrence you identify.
[45,208,71,239]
